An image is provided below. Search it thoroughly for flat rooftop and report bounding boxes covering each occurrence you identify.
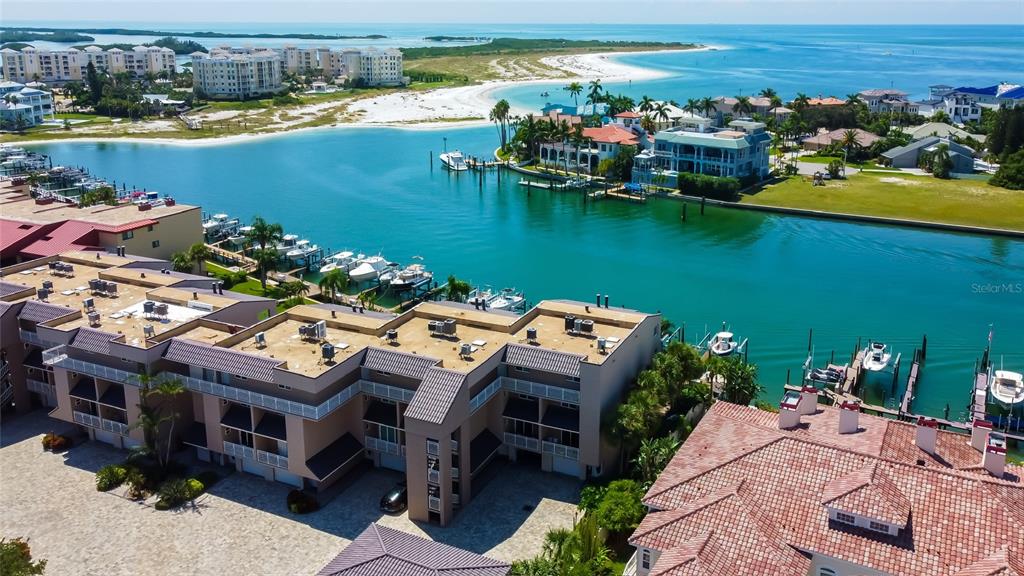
[0,186,197,227]
[211,300,645,378]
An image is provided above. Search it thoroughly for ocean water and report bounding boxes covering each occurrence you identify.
[19,23,1024,417]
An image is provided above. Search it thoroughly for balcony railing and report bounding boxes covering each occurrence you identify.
[501,377,580,405]
[26,378,55,396]
[427,469,440,484]
[451,467,460,480]
[359,380,415,403]
[622,550,639,576]
[73,410,101,428]
[365,436,402,456]
[469,377,503,413]
[256,449,288,469]
[1,385,13,405]
[542,441,580,461]
[428,496,441,512]
[19,329,56,348]
[451,439,459,453]
[101,418,129,436]
[504,432,540,453]
[452,493,461,506]
[223,440,255,460]
[44,346,139,385]
[426,439,440,456]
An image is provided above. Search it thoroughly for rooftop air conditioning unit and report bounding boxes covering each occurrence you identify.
[526,327,538,342]
[315,320,327,340]
[143,325,155,338]
[254,332,267,347]
[322,343,336,361]
[386,329,398,343]
[597,338,607,353]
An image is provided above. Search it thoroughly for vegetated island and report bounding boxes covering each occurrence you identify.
[0,30,96,43]
[0,27,387,41]
[402,38,699,59]
[70,37,207,55]
[424,35,490,42]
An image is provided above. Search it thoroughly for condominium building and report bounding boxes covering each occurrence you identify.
[633,119,772,186]
[0,45,175,84]
[625,395,1023,576]
[0,81,54,127]
[2,251,661,527]
[191,48,282,100]
[357,48,404,86]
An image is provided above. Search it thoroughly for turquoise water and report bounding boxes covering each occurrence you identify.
[34,126,1024,419]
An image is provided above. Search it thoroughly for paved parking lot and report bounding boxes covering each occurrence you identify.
[0,410,580,575]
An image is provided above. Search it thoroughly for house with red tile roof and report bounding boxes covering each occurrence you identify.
[538,123,643,173]
[625,395,1024,576]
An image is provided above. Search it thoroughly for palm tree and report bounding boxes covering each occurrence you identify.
[170,251,192,273]
[640,114,656,134]
[564,81,583,107]
[444,274,471,302]
[638,95,654,114]
[246,216,283,251]
[187,243,210,274]
[732,95,753,117]
[129,374,186,470]
[284,280,310,304]
[489,99,511,150]
[147,377,186,468]
[251,248,279,291]
[759,87,778,100]
[700,96,717,119]
[558,119,572,175]
[318,269,349,303]
[569,123,589,178]
[653,101,671,126]
[634,436,681,487]
[792,92,811,112]
[586,79,602,106]
[683,98,700,116]
[840,129,862,165]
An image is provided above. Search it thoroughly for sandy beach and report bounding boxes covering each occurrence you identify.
[11,46,720,147]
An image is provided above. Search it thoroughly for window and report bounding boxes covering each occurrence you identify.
[277,384,291,390]
[514,366,530,373]
[565,375,580,384]
[835,511,855,525]
[147,225,154,232]
[151,240,160,248]
[819,569,836,576]
[868,521,890,534]
[122,231,134,240]
[641,549,650,570]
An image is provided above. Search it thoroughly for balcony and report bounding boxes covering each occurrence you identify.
[223,440,255,460]
[73,411,102,428]
[504,432,540,453]
[256,449,289,469]
[622,550,639,576]
[44,346,139,385]
[1,384,12,405]
[452,493,461,506]
[426,439,440,456]
[365,435,403,456]
[501,377,580,405]
[428,468,440,484]
[542,441,580,461]
[101,418,129,436]
[451,467,460,480]
[428,496,441,512]
[451,439,459,453]
[360,380,416,403]
[469,378,503,413]
[19,329,55,348]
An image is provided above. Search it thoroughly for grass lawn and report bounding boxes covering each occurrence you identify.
[741,172,1024,231]
[798,156,899,170]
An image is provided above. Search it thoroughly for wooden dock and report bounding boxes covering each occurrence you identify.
[901,353,920,414]
[588,186,646,202]
[206,243,256,271]
[467,158,505,170]
[840,350,865,395]
[518,179,555,189]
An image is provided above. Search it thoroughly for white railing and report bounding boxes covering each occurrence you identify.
[101,418,129,436]
[542,441,580,461]
[26,378,54,396]
[504,432,540,452]
[365,436,402,456]
[223,440,255,460]
[451,467,460,480]
[622,550,639,576]
[1,385,13,405]
[44,346,139,385]
[19,329,55,348]
[426,439,440,456]
[428,496,441,512]
[428,469,440,484]
[451,439,459,453]
[502,377,580,404]
[359,380,416,403]
[73,410,101,428]
[469,377,502,413]
[256,449,289,469]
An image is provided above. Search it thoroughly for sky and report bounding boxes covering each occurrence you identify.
[2,0,1023,26]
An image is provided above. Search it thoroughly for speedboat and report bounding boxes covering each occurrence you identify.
[709,331,738,356]
[286,239,318,261]
[389,264,433,291]
[991,370,1024,406]
[275,234,299,255]
[349,255,390,282]
[202,213,231,237]
[319,251,358,274]
[226,225,254,247]
[863,342,892,372]
[440,150,468,171]
[488,287,524,311]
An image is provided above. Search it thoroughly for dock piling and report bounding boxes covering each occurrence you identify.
[701,196,706,215]
[807,328,813,353]
[430,151,433,171]
[682,203,687,222]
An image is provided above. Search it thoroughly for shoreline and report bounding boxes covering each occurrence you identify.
[10,46,722,148]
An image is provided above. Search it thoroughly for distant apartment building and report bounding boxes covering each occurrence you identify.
[357,48,405,86]
[0,81,53,128]
[0,45,175,84]
[633,118,771,186]
[191,48,283,100]
[1,251,661,527]
[858,89,919,115]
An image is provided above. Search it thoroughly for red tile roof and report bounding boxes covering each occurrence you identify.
[582,125,639,145]
[636,402,1024,576]
[19,221,100,259]
[0,219,58,259]
[615,111,641,118]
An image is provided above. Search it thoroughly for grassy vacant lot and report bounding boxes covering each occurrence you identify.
[742,172,1024,231]
[798,155,898,170]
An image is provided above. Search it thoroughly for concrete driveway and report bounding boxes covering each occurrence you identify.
[1,410,580,575]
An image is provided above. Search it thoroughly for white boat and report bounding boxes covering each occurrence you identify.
[202,213,231,236]
[440,150,468,171]
[709,331,738,356]
[286,239,318,261]
[226,225,254,246]
[389,264,433,291]
[991,370,1024,406]
[349,255,390,282]
[319,251,358,274]
[275,234,299,255]
[863,342,892,372]
[488,287,524,311]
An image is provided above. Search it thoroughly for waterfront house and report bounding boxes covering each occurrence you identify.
[317,523,510,576]
[949,83,1024,109]
[613,110,642,130]
[632,119,772,187]
[879,136,975,173]
[623,397,1023,576]
[859,89,919,115]
[712,96,773,117]
[769,106,794,123]
[905,122,985,143]
[1,249,661,527]
[801,128,881,152]
[0,81,54,127]
[540,102,609,118]
[538,124,641,172]
[804,96,847,107]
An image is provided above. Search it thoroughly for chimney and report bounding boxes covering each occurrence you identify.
[971,418,994,451]
[838,400,860,434]
[983,432,1007,478]
[799,385,818,415]
[778,391,802,429]
[915,417,939,454]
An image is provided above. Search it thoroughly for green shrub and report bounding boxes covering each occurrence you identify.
[594,479,646,536]
[96,464,128,491]
[676,172,742,201]
[578,484,608,512]
[125,468,149,500]
[287,489,320,514]
[154,499,171,511]
[41,432,71,451]
[185,478,204,500]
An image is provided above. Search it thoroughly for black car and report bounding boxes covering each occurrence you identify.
[380,481,407,513]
